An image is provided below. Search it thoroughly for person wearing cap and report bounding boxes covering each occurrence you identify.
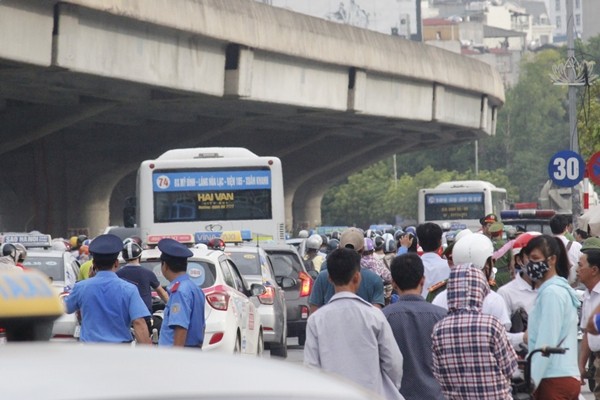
[489,221,513,289]
[304,248,404,400]
[64,234,151,344]
[479,213,498,238]
[309,227,385,313]
[117,241,169,339]
[157,238,205,348]
[578,237,600,397]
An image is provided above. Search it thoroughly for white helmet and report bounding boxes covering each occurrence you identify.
[298,230,309,239]
[452,233,493,269]
[454,229,473,244]
[306,234,323,250]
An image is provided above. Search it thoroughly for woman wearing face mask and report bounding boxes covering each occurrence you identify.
[522,234,581,400]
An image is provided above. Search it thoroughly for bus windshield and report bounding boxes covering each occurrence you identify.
[424,193,485,221]
[153,168,273,222]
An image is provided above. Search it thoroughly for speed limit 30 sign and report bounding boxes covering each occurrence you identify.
[548,150,585,187]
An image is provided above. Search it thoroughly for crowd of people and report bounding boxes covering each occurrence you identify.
[5,213,600,399]
[304,214,600,400]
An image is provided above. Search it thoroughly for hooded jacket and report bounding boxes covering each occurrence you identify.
[527,275,580,386]
[432,264,517,399]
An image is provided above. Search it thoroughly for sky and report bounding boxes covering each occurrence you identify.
[256,0,419,36]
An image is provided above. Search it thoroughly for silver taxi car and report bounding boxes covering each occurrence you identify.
[22,248,80,338]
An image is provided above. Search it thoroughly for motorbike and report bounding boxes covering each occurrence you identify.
[511,346,567,400]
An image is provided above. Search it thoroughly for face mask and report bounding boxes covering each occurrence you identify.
[525,260,550,281]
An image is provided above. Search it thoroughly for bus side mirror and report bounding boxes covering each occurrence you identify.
[123,196,136,228]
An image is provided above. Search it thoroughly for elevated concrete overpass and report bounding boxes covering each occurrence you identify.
[0,0,504,237]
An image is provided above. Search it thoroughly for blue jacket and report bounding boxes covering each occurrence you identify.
[528,275,580,386]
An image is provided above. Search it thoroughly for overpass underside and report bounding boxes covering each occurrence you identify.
[0,0,504,237]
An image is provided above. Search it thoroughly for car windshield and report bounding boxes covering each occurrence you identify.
[140,260,217,289]
[226,252,261,275]
[266,251,303,279]
[24,256,65,283]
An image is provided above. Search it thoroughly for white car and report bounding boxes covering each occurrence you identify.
[2,343,383,400]
[22,248,80,338]
[140,247,264,354]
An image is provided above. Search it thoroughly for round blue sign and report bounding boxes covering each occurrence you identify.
[548,150,585,187]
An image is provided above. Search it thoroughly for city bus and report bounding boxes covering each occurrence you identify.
[136,147,285,243]
[417,180,509,231]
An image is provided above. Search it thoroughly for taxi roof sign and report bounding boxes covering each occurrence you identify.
[147,234,194,246]
[2,233,52,248]
[0,270,63,319]
[194,230,253,244]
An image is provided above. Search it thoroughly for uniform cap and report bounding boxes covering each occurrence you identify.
[88,234,123,260]
[480,213,498,225]
[158,238,193,259]
[340,228,364,252]
[489,222,504,234]
[582,237,600,251]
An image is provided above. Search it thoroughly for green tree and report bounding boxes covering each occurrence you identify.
[322,164,517,226]
[488,49,568,201]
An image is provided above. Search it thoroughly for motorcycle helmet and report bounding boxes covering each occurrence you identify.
[1,243,18,262]
[306,234,323,250]
[512,232,542,255]
[13,243,27,263]
[326,238,340,253]
[383,237,397,254]
[363,237,375,252]
[452,233,493,269]
[373,236,385,251]
[298,230,309,239]
[122,242,143,261]
[207,238,225,251]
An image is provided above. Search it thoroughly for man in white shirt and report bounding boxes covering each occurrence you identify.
[497,232,540,349]
[304,248,405,400]
[577,237,600,398]
[416,223,450,299]
[550,214,582,285]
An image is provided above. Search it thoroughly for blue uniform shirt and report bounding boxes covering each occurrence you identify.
[159,274,206,347]
[65,271,150,343]
[309,268,385,307]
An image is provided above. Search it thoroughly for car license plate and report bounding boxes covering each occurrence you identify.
[74,325,81,339]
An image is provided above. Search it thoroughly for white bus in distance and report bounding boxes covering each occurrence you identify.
[418,180,509,231]
[137,148,285,243]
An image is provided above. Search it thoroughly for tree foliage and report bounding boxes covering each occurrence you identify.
[322,162,517,228]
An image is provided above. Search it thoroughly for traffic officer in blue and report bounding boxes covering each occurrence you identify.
[158,238,205,348]
[64,234,151,344]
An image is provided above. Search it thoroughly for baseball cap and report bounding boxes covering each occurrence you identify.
[340,228,364,252]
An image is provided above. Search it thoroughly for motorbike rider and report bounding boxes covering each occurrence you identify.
[0,243,21,272]
[303,234,325,273]
[431,232,512,330]
[116,240,169,339]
